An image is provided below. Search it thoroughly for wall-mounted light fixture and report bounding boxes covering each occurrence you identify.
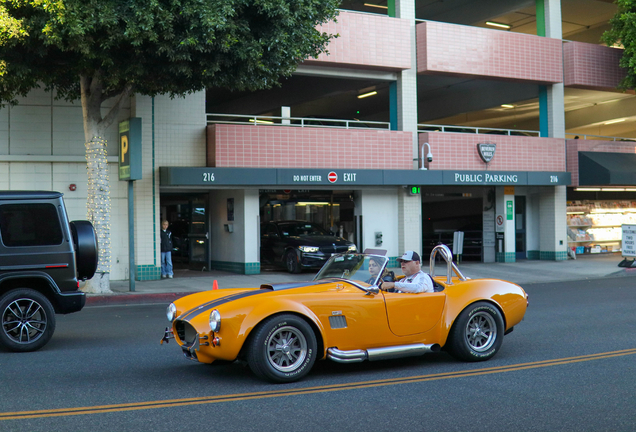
[486,21,511,29]
[357,91,378,99]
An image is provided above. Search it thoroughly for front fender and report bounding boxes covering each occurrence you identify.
[238,298,327,356]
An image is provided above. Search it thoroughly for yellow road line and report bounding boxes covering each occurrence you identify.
[2,348,635,421]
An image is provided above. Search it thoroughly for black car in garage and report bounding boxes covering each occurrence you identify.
[260,220,357,273]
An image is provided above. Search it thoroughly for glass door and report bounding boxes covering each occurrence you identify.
[515,196,526,260]
[188,197,209,270]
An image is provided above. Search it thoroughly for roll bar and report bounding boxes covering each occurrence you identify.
[429,244,469,285]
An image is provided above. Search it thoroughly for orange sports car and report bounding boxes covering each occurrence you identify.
[161,245,528,383]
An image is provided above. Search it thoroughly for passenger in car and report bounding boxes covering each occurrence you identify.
[381,251,433,293]
[365,256,395,285]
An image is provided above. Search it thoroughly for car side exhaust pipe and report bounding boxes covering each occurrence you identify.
[327,343,441,363]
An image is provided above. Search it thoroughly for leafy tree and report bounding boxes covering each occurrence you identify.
[603,0,636,90]
[0,0,339,292]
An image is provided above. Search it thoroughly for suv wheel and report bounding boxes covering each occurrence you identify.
[0,289,56,352]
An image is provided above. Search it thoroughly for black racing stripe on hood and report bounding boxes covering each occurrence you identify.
[179,291,266,321]
[259,282,314,291]
[260,280,336,291]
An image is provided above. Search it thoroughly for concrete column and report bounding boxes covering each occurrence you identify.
[394,0,421,259]
[394,0,419,168]
[495,187,516,263]
[354,189,400,258]
[539,186,567,260]
[397,187,422,259]
[538,0,565,139]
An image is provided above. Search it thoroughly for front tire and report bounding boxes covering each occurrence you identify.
[0,289,56,352]
[448,302,504,362]
[285,250,301,274]
[247,314,317,383]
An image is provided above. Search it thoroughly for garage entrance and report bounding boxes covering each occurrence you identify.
[421,193,484,262]
[259,189,356,242]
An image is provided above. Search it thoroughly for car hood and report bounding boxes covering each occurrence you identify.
[283,235,352,246]
[173,281,337,321]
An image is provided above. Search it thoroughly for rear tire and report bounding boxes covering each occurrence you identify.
[0,289,56,352]
[247,314,317,383]
[448,302,504,362]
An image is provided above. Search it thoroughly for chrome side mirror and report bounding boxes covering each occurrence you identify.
[366,286,380,295]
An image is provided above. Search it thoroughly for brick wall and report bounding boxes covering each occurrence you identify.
[420,132,566,171]
[563,42,626,91]
[208,124,414,169]
[417,21,563,84]
[566,139,636,186]
[305,11,412,71]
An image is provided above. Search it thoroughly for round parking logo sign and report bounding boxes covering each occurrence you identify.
[328,171,338,183]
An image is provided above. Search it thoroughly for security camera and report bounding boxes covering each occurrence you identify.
[420,142,433,170]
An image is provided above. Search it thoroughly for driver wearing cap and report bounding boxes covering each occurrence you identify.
[381,251,434,293]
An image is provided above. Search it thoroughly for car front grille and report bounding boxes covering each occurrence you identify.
[319,245,350,254]
[174,320,198,344]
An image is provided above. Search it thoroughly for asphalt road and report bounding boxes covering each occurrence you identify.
[1,276,635,432]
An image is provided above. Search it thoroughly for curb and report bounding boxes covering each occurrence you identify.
[86,292,196,306]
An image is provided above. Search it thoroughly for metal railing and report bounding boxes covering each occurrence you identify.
[419,124,636,142]
[418,123,539,137]
[564,133,636,142]
[207,113,391,130]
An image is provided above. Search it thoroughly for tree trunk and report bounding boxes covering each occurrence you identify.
[79,74,130,294]
[82,135,112,294]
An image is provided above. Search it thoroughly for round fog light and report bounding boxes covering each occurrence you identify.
[209,309,221,332]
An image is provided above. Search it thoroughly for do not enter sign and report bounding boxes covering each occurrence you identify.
[328,172,338,183]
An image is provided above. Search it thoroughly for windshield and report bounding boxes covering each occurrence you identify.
[314,254,389,286]
[278,222,330,237]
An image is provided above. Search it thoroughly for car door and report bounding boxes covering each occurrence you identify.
[382,291,446,336]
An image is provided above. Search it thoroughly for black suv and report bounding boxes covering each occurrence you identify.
[0,191,98,352]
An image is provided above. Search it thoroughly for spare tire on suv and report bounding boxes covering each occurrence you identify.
[0,191,97,352]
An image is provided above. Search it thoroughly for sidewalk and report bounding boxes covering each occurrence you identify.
[87,253,636,306]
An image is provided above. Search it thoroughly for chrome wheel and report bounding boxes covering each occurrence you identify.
[2,297,48,345]
[465,311,497,352]
[266,325,308,373]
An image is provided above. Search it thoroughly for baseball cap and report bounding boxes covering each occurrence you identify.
[398,251,420,262]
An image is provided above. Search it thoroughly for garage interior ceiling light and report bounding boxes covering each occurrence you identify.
[574,188,600,191]
[501,104,515,108]
[485,21,511,29]
[357,91,378,99]
[296,202,337,206]
[604,118,626,125]
[363,3,388,9]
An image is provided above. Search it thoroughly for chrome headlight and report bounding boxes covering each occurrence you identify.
[347,245,357,252]
[298,246,319,253]
[166,303,177,322]
[209,309,221,332]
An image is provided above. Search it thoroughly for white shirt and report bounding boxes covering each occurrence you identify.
[394,270,434,293]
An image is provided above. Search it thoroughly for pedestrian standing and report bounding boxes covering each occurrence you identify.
[160,220,174,279]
